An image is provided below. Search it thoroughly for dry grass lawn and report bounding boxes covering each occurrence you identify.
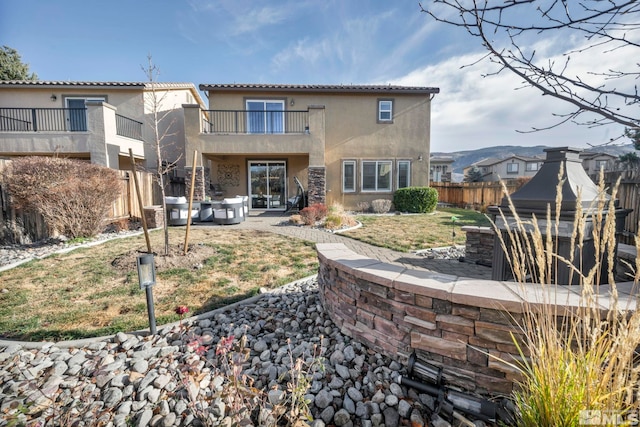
[0,228,318,341]
[343,207,491,252]
[0,207,490,341]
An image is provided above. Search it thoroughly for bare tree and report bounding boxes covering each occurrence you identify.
[422,1,639,140]
[142,55,181,255]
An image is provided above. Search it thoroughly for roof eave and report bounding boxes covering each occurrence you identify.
[199,84,440,95]
[0,81,147,89]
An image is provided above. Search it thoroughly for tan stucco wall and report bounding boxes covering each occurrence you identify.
[0,85,192,172]
[188,89,432,208]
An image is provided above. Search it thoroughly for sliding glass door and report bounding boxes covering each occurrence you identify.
[248,161,286,210]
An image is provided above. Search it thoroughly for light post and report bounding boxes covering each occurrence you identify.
[136,253,157,335]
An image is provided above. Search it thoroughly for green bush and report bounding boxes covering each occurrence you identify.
[393,187,438,213]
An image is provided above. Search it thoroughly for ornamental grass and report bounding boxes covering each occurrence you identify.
[492,168,640,427]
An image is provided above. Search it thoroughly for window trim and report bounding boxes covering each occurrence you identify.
[525,162,539,172]
[506,162,519,174]
[377,99,394,123]
[245,99,286,134]
[397,160,411,189]
[361,160,393,192]
[342,160,357,193]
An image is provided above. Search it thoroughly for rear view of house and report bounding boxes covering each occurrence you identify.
[183,84,439,211]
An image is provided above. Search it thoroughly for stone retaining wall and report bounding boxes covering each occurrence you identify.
[462,225,637,281]
[316,243,635,395]
[143,206,164,229]
[462,226,494,266]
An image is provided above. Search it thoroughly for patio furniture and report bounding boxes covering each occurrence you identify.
[199,201,214,222]
[213,197,245,225]
[236,195,249,216]
[166,197,200,226]
[284,176,307,214]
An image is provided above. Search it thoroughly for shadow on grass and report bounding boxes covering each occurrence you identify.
[0,289,265,342]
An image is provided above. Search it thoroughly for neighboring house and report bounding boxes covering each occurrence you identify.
[463,155,544,182]
[430,155,454,182]
[0,81,205,172]
[183,84,439,210]
[579,151,617,176]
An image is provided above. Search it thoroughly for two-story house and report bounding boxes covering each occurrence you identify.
[429,155,454,182]
[579,151,617,176]
[463,155,544,182]
[183,84,439,211]
[0,81,205,172]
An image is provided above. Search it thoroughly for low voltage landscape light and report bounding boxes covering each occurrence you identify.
[136,253,157,335]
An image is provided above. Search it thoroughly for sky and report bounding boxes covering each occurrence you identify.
[0,0,632,153]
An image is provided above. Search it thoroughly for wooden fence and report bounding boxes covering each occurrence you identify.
[430,179,525,209]
[0,159,158,243]
[602,169,639,245]
[432,172,639,245]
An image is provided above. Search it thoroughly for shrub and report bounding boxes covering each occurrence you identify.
[299,203,327,225]
[393,187,438,213]
[324,204,357,230]
[356,201,370,213]
[371,199,392,214]
[3,157,121,238]
[288,214,304,225]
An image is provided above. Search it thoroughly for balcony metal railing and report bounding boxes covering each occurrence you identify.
[202,110,309,134]
[0,107,88,132]
[115,114,143,140]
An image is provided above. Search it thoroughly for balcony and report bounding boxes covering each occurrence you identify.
[0,107,87,132]
[115,114,143,140]
[0,107,143,141]
[0,104,145,168]
[202,109,309,134]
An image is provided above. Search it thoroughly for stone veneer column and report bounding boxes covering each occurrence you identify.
[185,167,209,200]
[307,167,326,206]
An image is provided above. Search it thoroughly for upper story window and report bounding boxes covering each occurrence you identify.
[246,100,284,134]
[525,162,539,172]
[397,160,410,188]
[362,160,392,191]
[378,99,393,123]
[343,160,356,192]
[595,159,609,170]
[507,162,519,173]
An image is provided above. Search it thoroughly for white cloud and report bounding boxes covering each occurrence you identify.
[270,10,393,79]
[391,32,631,152]
[230,5,290,36]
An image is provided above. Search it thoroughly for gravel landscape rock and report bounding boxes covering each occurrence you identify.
[0,277,463,426]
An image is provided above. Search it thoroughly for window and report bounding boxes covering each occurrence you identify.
[246,100,284,134]
[378,99,393,122]
[343,161,356,192]
[397,161,410,188]
[595,160,608,170]
[362,160,392,191]
[525,162,539,172]
[507,162,519,174]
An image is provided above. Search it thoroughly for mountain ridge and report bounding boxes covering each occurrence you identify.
[432,144,636,174]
